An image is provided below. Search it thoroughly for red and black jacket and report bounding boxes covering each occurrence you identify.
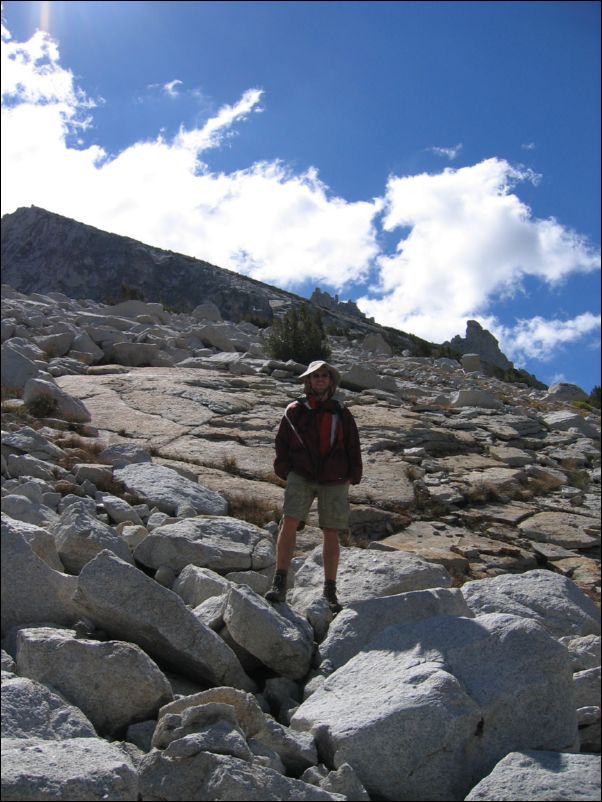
[274,396,362,485]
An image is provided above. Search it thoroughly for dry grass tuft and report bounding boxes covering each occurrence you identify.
[222,492,281,527]
[461,481,506,505]
[55,434,105,470]
[263,471,287,488]
[1,385,24,402]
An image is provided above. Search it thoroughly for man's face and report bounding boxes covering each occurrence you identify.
[310,370,331,392]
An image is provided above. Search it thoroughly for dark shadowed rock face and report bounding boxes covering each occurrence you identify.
[0,206,295,321]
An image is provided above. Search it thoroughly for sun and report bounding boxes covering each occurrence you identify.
[39,1,52,33]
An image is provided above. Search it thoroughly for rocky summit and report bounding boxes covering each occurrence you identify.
[1,232,601,800]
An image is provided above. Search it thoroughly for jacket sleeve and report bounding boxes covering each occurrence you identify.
[344,410,363,485]
[274,415,293,480]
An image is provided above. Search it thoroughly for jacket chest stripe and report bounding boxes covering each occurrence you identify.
[330,413,339,448]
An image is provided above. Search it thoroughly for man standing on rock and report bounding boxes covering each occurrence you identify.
[265,360,363,613]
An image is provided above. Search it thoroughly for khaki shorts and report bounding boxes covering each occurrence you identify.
[282,471,350,530]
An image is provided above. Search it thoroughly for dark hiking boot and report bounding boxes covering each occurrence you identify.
[265,569,288,604]
[323,580,342,615]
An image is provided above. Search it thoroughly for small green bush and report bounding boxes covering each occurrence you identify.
[571,400,594,412]
[266,304,331,364]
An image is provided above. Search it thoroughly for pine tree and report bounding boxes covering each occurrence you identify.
[266,304,331,364]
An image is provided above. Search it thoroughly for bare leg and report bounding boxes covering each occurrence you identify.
[275,516,300,571]
[322,528,340,582]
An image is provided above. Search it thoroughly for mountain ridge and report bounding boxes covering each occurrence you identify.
[1,205,543,387]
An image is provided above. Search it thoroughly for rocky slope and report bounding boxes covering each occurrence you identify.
[1,283,601,800]
[0,206,301,322]
[2,206,550,388]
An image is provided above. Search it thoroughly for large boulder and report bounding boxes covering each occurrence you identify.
[1,737,139,801]
[51,501,134,574]
[0,344,43,390]
[543,410,600,439]
[34,331,74,358]
[134,517,275,573]
[461,570,601,639]
[1,426,66,462]
[70,330,104,362]
[1,674,96,740]
[318,587,473,672]
[73,549,256,692]
[108,299,169,323]
[291,613,578,801]
[196,323,240,352]
[112,341,161,367]
[517,512,600,551]
[451,388,503,409]
[363,332,392,355]
[98,493,144,526]
[192,302,222,322]
[288,546,451,615]
[114,462,228,516]
[23,377,91,422]
[138,749,344,801]
[6,454,56,482]
[465,750,601,801]
[172,564,231,606]
[1,528,81,636]
[1,493,58,528]
[1,514,63,571]
[15,627,173,736]
[157,686,317,775]
[97,442,151,468]
[223,585,314,680]
[339,365,397,393]
[544,382,589,403]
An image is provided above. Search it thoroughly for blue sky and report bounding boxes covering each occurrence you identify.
[1,1,600,391]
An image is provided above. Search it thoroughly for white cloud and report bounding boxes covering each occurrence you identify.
[491,312,601,364]
[163,79,183,97]
[174,87,264,154]
[1,23,599,374]
[0,26,380,293]
[357,159,600,342]
[147,79,184,97]
[426,143,463,160]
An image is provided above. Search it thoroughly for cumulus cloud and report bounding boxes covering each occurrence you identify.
[357,159,600,342]
[1,23,94,119]
[0,25,380,292]
[491,312,601,364]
